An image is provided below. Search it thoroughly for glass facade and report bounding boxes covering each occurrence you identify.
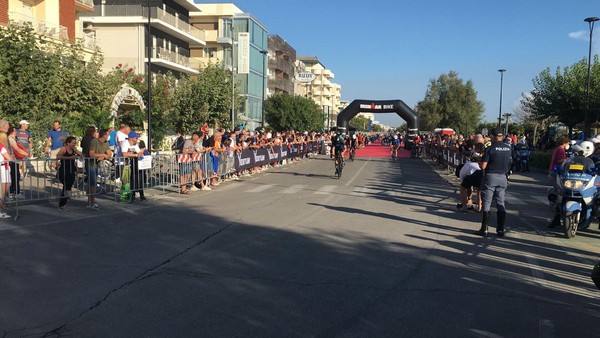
[232,17,267,130]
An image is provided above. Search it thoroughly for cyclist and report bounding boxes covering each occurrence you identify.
[390,134,401,159]
[333,133,346,175]
[349,134,358,160]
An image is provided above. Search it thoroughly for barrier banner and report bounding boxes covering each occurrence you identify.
[234,142,317,171]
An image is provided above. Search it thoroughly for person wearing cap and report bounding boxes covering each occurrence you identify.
[476,127,513,237]
[45,120,68,167]
[16,120,33,178]
[121,131,146,202]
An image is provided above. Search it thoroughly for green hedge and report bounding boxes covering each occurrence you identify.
[531,151,552,170]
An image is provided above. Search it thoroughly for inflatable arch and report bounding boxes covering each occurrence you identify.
[336,99,418,134]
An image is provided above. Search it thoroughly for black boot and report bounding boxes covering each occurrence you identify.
[476,211,490,237]
[548,214,561,228]
[497,211,506,237]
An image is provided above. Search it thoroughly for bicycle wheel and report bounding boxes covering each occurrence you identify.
[337,159,343,179]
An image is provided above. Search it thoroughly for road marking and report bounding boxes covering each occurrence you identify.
[315,185,336,195]
[280,185,307,194]
[539,319,555,338]
[345,160,369,187]
[532,195,549,205]
[245,184,275,193]
[505,193,527,205]
[353,187,380,197]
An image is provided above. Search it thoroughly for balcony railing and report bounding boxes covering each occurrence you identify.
[150,47,192,69]
[8,11,68,42]
[81,5,205,41]
[76,33,96,49]
[75,0,94,8]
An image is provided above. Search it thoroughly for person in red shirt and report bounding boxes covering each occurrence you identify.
[548,136,569,178]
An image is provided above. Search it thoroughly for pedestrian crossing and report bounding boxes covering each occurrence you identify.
[241,183,549,207]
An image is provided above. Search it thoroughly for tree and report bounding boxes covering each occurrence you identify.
[0,23,107,152]
[414,71,484,134]
[349,116,371,131]
[102,64,177,148]
[520,57,600,138]
[170,63,238,133]
[264,94,324,131]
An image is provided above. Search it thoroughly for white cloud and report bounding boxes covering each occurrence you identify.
[569,30,588,41]
[569,30,600,56]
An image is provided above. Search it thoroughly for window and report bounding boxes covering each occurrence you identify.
[203,47,217,58]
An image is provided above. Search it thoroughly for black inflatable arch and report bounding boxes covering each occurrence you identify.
[336,99,418,133]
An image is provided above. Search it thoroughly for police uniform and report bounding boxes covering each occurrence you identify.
[477,128,512,237]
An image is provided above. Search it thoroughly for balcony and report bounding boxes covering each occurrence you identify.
[76,33,96,49]
[148,47,199,75]
[75,0,94,12]
[80,5,205,45]
[9,12,68,42]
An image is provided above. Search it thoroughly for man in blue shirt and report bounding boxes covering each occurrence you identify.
[45,120,68,162]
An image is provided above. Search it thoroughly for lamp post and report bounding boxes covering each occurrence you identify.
[260,50,268,127]
[146,0,152,149]
[229,19,236,130]
[497,69,506,128]
[584,17,599,138]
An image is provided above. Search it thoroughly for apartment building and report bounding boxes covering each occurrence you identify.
[190,3,268,130]
[80,0,205,77]
[0,0,96,50]
[297,56,341,129]
[266,35,295,96]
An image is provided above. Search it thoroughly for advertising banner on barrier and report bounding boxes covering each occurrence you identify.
[234,142,318,172]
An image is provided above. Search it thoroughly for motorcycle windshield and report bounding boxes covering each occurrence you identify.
[561,156,595,176]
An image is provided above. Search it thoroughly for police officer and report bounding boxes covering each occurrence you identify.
[476,127,512,237]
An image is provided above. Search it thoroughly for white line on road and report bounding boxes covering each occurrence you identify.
[345,160,369,187]
[532,195,549,205]
[315,185,337,195]
[245,184,275,193]
[280,185,307,194]
[505,193,527,205]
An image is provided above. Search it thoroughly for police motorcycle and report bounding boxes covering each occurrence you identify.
[547,141,600,238]
[512,143,532,172]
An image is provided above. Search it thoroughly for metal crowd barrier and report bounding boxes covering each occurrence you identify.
[423,143,469,174]
[3,142,323,219]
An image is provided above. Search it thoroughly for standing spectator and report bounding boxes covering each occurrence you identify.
[7,127,28,200]
[16,120,33,177]
[81,126,96,159]
[57,136,82,211]
[45,120,68,164]
[87,129,112,210]
[183,131,210,192]
[476,128,512,237]
[549,136,569,177]
[108,126,117,151]
[0,121,12,218]
[114,123,130,183]
[121,131,146,202]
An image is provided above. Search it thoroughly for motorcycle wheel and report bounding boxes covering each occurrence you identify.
[563,211,578,238]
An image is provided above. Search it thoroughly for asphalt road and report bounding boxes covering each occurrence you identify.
[1,154,599,337]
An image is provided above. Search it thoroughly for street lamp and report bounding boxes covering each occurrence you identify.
[497,69,506,128]
[229,19,236,130]
[260,50,268,127]
[584,17,599,138]
[146,0,152,149]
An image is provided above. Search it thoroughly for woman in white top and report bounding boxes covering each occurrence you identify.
[0,134,12,219]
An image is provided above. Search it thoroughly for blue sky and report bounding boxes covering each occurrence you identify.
[200,0,600,127]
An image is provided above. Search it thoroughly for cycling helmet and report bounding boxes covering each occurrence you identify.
[352,134,356,139]
[579,141,595,157]
[393,135,398,139]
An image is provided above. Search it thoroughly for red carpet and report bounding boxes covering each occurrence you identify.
[355,141,410,158]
